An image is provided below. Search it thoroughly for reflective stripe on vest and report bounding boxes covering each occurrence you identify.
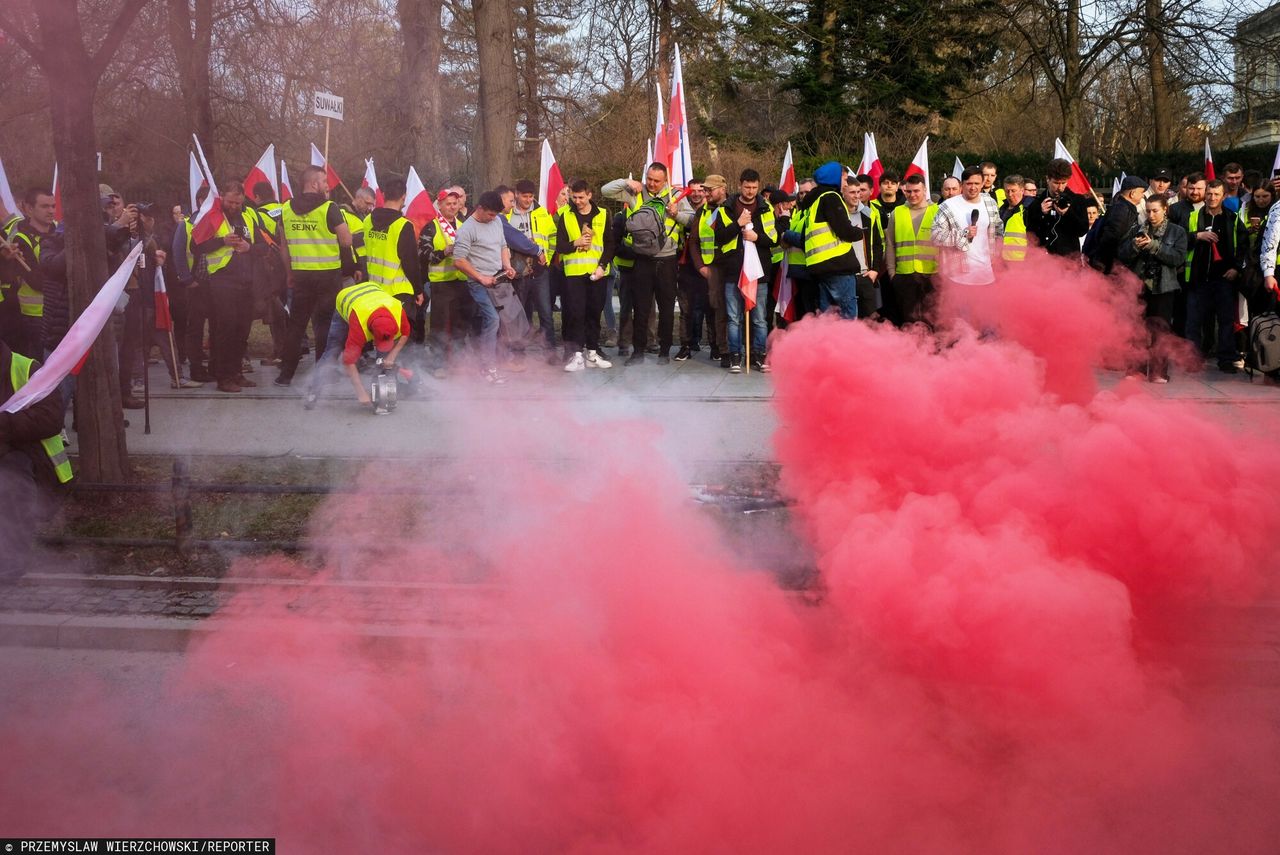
[11,229,45,317]
[803,191,854,265]
[363,215,413,297]
[335,283,404,343]
[715,199,777,254]
[695,206,717,266]
[786,207,808,268]
[9,352,73,484]
[1002,208,1028,262]
[892,204,939,275]
[428,220,466,282]
[560,207,609,277]
[344,209,367,260]
[282,201,341,270]
[205,210,257,275]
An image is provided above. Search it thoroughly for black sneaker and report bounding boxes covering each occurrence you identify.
[674,347,691,362]
[617,347,631,358]
[657,355,670,365]
[720,354,731,369]
[624,353,645,366]
[274,374,293,387]
[710,347,722,361]
[750,358,764,373]
[729,354,743,374]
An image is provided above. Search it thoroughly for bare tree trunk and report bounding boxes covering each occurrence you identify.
[397,0,445,182]
[1060,0,1083,151]
[166,0,214,164]
[518,0,540,144]
[654,0,672,96]
[473,0,516,190]
[23,0,147,481]
[1145,0,1173,150]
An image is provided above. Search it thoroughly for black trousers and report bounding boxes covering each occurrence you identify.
[631,256,677,354]
[676,263,708,347]
[184,282,211,375]
[279,270,342,381]
[209,278,252,382]
[893,272,935,326]
[561,274,607,353]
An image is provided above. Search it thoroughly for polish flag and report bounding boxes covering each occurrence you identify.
[1271,141,1280,179]
[952,157,964,180]
[538,139,565,211]
[645,138,654,175]
[242,143,277,200]
[190,134,225,243]
[362,158,384,206]
[857,133,883,196]
[666,45,693,187]
[773,255,795,322]
[404,166,438,233]
[902,136,930,195]
[51,163,63,222]
[779,142,796,194]
[0,154,17,218]
[1052,138,1095,198]
[310,143,341,191]
[1111,171,1127,199]
[279,161,293,202]
[1203,138,1216,181]
[2,242,144,413]
[188,151,207,213]
[739,235,764,311]
[154,266,173,331]
[653,81,669,170]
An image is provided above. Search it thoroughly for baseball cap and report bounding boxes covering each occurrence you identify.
[1151,169,1172,182]
[368,311,399,352]
[1120,176,1147,193]
[99,183,119,198]
[703,174,727,190]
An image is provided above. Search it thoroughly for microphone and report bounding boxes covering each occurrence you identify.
[969,210,980,227]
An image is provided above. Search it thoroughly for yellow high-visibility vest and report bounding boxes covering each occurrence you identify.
[8,351,72,483]
[204,209,259,276]
[559,206,609,278]
[1002,207,1028,262]
[892,203,939,275]
[363,214,414,297]
[10,228,49,317]
[281,200,341,271]
[335,283,405,343]
[427,219,466,283]
[803,191,854,265]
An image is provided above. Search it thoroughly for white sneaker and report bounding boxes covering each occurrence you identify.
[585,349,612,369]
[564,352,586,372]
[484,368,507,385]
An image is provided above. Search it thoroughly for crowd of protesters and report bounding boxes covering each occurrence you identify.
[3,152,1280,427]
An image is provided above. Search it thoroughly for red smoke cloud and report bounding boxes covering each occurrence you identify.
[2,258,1279,852]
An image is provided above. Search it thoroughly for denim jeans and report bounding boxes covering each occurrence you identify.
[816,273,859,320]
[515,269,554,347]
[724,277,768,356]
[465,279,500,368]
[308,314,351,394]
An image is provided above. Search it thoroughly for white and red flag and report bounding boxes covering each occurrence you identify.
[279,161,293,202]
[2,242,144,412]
[538,139,565,211]
[310,143,341,191]
[1203,137,1216,181]
[857,133,883,196]
[666,45,693,187]
[361,158,384,206]
[779,142,796,194]
[0,154,17,218]
[188,151,207,213]
[952,157,965,180]
[1271,141,1280,179]
[903,136,930,195]
[52,163,63,222]
[652,81,669,171]
[190,135,224,243]
[154,266,173,331]
[739,236,764,312]
[404,166,438,233]
[773,256,795,323]
[242,144,277,200]
[1053,138,1096,198]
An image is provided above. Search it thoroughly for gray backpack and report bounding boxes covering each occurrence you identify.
[1248,312,1280,377]
[626,200,670,256]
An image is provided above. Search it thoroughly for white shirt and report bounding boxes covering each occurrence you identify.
[940,195,994,286]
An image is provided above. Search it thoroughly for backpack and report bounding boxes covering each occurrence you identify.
[625,199,670,257]
[1247,312,1280,378]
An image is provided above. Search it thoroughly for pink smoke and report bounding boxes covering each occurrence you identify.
[2,260,1279,852]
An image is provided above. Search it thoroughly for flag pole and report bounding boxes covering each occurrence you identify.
[143,334,151,435]
[167,326,181,387]
[324,118,330,173]
[744,306,750,373]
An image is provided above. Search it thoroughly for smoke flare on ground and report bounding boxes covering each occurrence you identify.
[2,258,1279,853]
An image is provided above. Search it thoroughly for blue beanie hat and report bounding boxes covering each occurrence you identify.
[814,161,844,187]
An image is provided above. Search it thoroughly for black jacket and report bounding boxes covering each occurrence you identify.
[1026,189,1091,256]
[712,193,776,274]
[1088,197,1141,274]
[1186,207,1249,285]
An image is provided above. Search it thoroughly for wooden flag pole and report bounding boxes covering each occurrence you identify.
[167,326,182,387]
[324,117,330,168]
[744,306,750,373]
